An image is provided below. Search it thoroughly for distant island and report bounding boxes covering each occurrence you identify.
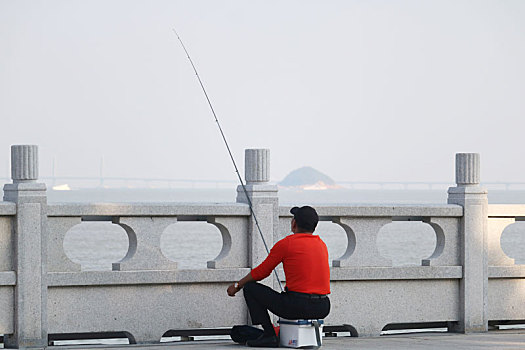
[279,166,341,190]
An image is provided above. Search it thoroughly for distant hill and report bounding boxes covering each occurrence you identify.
[279,166,340,189]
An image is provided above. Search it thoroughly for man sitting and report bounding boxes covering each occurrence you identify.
[227,206,331,347]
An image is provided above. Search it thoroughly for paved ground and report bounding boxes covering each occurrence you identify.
[49,330,525,350]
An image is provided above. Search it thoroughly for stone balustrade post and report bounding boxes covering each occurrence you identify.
[3,145,48,348]
[447,153,488,333]
[236,149,279,273]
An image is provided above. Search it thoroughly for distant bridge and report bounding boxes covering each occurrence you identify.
[1,176,525,190]
[337,181,525,190]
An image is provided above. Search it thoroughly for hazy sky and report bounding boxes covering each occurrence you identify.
[1,0,524,183]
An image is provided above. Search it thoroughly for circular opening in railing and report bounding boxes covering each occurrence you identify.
[160,222,222,269]
[501,222,525,264]
[63,222,129,271]
[315,221,348,263]
[377,222,436,266]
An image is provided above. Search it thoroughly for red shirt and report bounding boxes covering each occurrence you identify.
[250,233,331,295]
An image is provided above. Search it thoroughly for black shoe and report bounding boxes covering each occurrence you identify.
[246,334,279,348]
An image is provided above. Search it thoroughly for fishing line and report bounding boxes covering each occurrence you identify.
[172,29,284,292]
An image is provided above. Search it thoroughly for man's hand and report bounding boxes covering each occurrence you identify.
[227,283,239,297]
[227,273,254,297]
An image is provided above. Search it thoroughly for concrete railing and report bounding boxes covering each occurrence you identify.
[0,145,524,348]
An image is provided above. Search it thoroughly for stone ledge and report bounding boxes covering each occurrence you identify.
[273,267,462,281]
[0,271,16,285]
[47,203,251,217]
[0,202,16,215]
[279,205,463,218]
[329,266,462,280]
[49,267,461,287]
[48,269,251,287]
[489,265,525,278]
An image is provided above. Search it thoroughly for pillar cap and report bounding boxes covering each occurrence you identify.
[11,145,39,183]
[245,149,270,184]
[455,153,480,186]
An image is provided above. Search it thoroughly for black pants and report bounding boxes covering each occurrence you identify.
[243,282,330,334]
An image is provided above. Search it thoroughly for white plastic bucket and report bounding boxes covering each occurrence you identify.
[278,319,324,348]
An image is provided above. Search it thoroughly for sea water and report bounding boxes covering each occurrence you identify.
[40,188,525,270]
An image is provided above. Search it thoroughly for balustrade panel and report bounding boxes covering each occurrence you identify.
[206,216,249,269]
[112,217,177,271]
[420,217,460,266]
[333,217,392,267]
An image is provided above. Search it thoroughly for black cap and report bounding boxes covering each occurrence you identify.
[290,206,319,232]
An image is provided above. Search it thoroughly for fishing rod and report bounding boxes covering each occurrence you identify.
[172,29,284,292]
